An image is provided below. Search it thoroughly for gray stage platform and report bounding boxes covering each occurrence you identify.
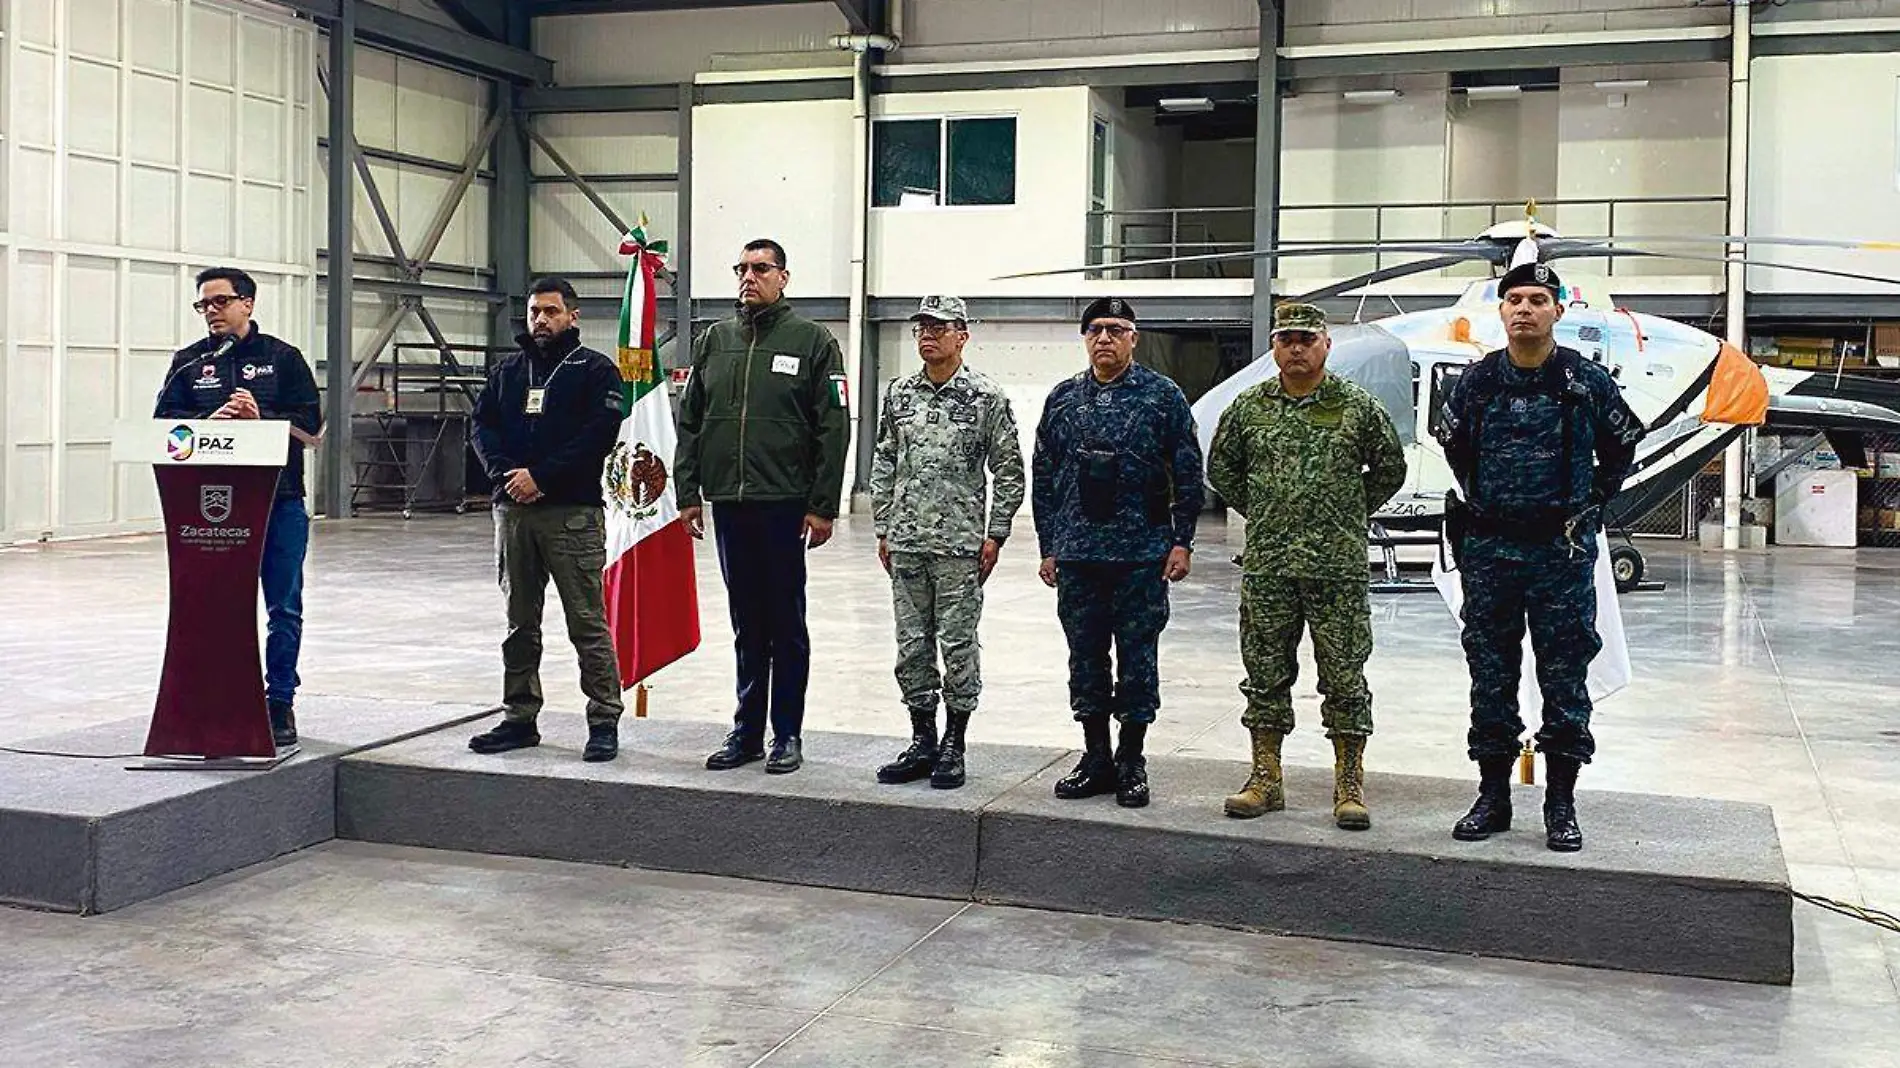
[337,714,1793,984]
[337,717,1067,899]
[0,696,491,914]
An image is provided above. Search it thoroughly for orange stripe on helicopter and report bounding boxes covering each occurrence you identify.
[1701,342,1769,426]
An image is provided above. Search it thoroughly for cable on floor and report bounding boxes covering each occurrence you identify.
[1794,891,1900,936]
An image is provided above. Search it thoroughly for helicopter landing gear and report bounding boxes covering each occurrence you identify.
[1606,529,1661,593]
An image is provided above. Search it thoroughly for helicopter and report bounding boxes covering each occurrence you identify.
[1006,207,1900,591]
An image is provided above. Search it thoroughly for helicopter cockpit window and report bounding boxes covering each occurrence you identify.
[1427,364,1465,440]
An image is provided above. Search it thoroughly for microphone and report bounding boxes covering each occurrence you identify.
[153,333,240,417]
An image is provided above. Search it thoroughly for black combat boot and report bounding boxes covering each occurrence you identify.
[1451,755,1515,841]
[469,719,540,755]
[1543,755,1584,853]
[267,700,298,749]
[1053,717,1118,799]
[1114,721,1150,809]
[930,710,970,790]
[877,709,939,785]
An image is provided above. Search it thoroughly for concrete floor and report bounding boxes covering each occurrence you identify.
[2,513,1897,1065]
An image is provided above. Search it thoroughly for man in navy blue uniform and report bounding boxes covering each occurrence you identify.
[1435,262,1645,852]
[154,267,321,750]
[1033,297,1204,808]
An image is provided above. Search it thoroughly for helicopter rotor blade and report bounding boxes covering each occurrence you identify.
[1292,255,1485,303]
[1565,234,1900,254]
[1542,243,1900,289]
[991,240,1499,281]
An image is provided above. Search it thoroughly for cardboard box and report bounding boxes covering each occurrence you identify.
[1876,323,1900,359]
[1883,509,1900,532]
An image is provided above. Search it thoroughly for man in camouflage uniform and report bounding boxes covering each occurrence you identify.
[1436,262,1645,852]
[870,296,1026,789]
[1207,303,1408,829]
[1033,297,1205,809]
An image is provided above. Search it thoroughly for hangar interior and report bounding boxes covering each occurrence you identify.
[1,2,1897,1066]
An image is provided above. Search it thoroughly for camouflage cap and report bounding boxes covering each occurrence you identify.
[1270,302,1328,337]
[911,295,969,324]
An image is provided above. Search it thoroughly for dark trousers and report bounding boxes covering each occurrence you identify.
[713,500,810,742]
[260,496,310,706]
[1055,560,1170,725]
[1459,551,1599,763]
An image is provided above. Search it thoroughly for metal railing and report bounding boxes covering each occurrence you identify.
[1086,196,1728,280]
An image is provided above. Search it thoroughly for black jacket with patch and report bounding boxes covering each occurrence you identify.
[153,325,321,501]
[471,328,625,508]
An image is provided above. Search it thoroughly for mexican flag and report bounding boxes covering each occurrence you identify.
[602,220,700,687]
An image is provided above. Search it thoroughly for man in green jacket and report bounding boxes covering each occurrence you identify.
[1206,303,1408,829]
[675,238,851,774]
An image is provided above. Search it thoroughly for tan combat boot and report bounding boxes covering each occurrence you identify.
[1332,735,1371,830]
[1224,728,1285,818]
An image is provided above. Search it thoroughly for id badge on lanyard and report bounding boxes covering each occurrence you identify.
[525,388,546,415]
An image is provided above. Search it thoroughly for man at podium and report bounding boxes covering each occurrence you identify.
[153,267,321,749]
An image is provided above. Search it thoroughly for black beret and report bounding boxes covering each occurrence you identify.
[1498,261,1563,298]
[1080,297,1137,333]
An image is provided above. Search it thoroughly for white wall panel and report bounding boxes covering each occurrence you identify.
[1749,52,1900,295]
[127,0,179,72]
[2,0,316,540]
[66,157,121,246]
[1284,0,1724,47]
[128,72,179,163]
[14,49,55,146]
[187,4,233,85]
[67,58,120,155]
[11,149,54,238]
[536,112,678,175]
[691,98,854,298]
[898,0,1257,59]
[69,0,121,60]
[870,87,1092,297]
[533,183,677,274]
[535,6,850,85]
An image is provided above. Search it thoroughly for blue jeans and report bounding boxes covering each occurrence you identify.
[261,496,310,706]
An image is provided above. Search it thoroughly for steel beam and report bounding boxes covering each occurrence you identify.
[697,79,855,105]
[529,172,679,185]
[410,112,506,269]
[674,79,695,364]
[526,0,814,14]
[876,62,1258,95]
[318,138,494,181]
[280,0,552,83]
[1251,0,1282,360]
[525,125,631,237]
[517,84,683,114]
[322,1,356,519]
[430,0,507,39]
[352,300,420,391]
[1281,37,1728,80]
[491,9,535,358]
[1753,31,1900,57]
[831,0,871,34]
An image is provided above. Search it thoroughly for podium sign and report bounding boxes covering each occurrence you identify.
[114,420,291,765]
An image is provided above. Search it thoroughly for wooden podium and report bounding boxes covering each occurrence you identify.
[113,419,294,769]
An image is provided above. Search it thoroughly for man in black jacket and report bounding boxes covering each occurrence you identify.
[467,277,628,762]
[154,267,320,749]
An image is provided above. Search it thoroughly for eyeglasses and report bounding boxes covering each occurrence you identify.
[911,322,963,339]
[1083,323,1133,339]
[732,262,783,277]
[192,294,246,314]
